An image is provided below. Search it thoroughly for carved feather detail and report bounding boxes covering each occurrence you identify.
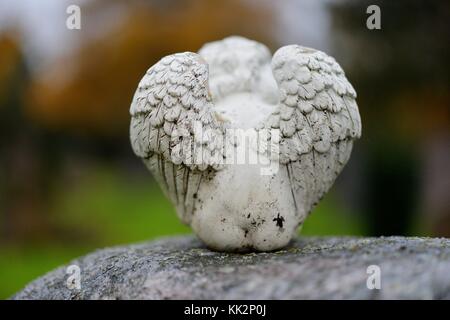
[130,37,361,252]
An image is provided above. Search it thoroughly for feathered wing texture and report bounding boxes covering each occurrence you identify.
[264,45,361,217]
[129,52,225,224]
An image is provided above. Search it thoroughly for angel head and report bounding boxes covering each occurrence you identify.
[198,36,276,101]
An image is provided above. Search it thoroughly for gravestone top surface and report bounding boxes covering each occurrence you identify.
[12,236,450,299]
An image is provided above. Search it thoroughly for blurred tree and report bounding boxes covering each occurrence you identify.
[330,0,450,235]
[26,0,275,146]
[1,0,276,243]
[0,31,60,242]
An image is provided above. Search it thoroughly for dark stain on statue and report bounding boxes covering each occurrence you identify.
[273,213,285,228]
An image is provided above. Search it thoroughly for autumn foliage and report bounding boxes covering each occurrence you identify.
[26,0,274,137]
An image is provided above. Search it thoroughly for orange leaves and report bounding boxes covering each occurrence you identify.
[25,0,275,137]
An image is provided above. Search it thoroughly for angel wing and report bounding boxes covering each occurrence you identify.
[263,45,362,216]
[129,52,225,224]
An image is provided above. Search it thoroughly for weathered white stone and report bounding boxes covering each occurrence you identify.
[129,36,361,252]
[12,236,450,300]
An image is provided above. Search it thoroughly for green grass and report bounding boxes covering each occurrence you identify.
[301,196,367,236]
[0,245,90,299]
[50,167,191,246]
[0,165,366,299]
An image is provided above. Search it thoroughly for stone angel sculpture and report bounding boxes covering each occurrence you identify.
[130,36,361,252]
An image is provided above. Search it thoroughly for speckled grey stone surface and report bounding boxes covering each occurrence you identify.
[12,236,450,300]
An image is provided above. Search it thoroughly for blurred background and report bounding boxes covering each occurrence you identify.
[0,0,449,298]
